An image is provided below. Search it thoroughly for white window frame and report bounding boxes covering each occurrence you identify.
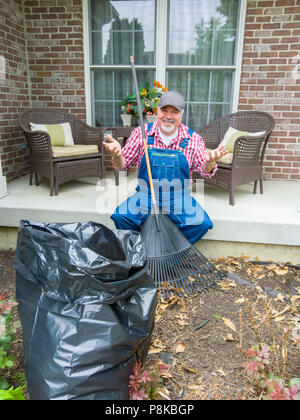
[83,0,247,126]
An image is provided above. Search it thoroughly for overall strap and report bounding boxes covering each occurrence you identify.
[180,128,194,150]
[147,122,154,145]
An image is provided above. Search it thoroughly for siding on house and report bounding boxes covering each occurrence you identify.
[0,0,299,183]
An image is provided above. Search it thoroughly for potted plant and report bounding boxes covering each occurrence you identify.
[120,96,136,126]
[144,81,168,123]
[120,81,167,126]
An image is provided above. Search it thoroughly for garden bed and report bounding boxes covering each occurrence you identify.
[0,250,299,400]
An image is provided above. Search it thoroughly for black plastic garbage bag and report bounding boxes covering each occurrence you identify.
[14,220,157,400]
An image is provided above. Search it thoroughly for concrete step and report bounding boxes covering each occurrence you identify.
[0,173,299,263]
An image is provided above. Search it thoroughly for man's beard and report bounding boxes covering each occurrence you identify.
[161,118,176,134]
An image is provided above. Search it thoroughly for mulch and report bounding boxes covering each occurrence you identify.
[0,249,299,400]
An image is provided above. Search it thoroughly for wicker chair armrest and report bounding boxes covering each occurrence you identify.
[74,120,103,151]
[23,128,52,159]
[196,128,220,150]
[232,134,267,168]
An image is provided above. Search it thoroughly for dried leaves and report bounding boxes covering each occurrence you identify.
[175,343,186,354]
[221,317,237,332]
[148,255,300,400]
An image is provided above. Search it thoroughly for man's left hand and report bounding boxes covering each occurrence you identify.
[206,144,229,163]
[204,145,229,174]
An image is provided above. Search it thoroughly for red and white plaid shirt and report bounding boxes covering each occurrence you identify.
[119,122,217,179]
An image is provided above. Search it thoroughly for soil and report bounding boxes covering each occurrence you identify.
[0,249,299,400]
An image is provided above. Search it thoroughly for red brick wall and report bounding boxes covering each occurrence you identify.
[240,0,300,180]
[0,0,31,182]
[25,0,86,120]
[0,0,86,182]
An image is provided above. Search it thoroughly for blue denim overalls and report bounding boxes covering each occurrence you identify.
[111,124,213,244]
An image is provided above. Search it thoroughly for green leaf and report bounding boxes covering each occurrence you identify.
[289,378,300,390]
[0,377,9,390]
[0,386,26,401]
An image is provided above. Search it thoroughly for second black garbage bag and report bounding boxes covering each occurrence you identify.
[14,220,157,400]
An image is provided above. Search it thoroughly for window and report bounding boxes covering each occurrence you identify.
[86,0,245,130]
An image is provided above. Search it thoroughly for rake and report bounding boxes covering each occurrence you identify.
[130,56,225,300]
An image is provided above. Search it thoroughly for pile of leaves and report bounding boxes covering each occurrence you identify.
[143,255,300,400]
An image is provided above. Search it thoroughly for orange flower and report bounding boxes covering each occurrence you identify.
[153,80,158,86]
[162,87,168,92]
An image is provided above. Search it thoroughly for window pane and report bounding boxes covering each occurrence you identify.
[212,30,236,65]
[90,0,112,31]
[134,31,155,65]
[93,69,155,126]
[93,70,114,101]
[210,71,233,103]
[189,71,210,102]
[216,0,239,30]
[167,70,234,129]
[209,103,231,124]
[112,31,133,65]
[167,0,238,65]
[90,0,155,65]
[166,71,189,98]
[189,104,209,130]
[192,30,213,66]
[94,102,113,127]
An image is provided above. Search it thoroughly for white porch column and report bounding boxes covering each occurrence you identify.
[0,156,7,198]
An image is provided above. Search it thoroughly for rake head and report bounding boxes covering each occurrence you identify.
[141,213,225,300]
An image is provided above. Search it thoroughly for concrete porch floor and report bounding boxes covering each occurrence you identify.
[0,172,299,263]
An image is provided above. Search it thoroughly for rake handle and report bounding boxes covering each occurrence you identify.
[130,56,160,229]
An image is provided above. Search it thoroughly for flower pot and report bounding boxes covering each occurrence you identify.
[120,114,133,127]
[146,115,158,124]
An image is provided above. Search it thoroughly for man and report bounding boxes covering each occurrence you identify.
[104,90,228,244]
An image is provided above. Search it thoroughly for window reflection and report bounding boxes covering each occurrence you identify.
[168,0,238,66]
[91,0,155,65]
[167,70,233,129]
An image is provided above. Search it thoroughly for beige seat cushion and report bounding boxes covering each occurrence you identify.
[206,148,233,165]
[52,144,99,158]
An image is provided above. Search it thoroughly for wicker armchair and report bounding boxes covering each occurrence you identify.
[102,126,135,185]
[19,108,104,195]
[195,111,275,205]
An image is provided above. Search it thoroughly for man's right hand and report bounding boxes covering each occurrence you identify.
[103,135,122,157]
[103,135,125,170]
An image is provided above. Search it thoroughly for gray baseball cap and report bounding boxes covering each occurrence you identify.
[158,90,185,111]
